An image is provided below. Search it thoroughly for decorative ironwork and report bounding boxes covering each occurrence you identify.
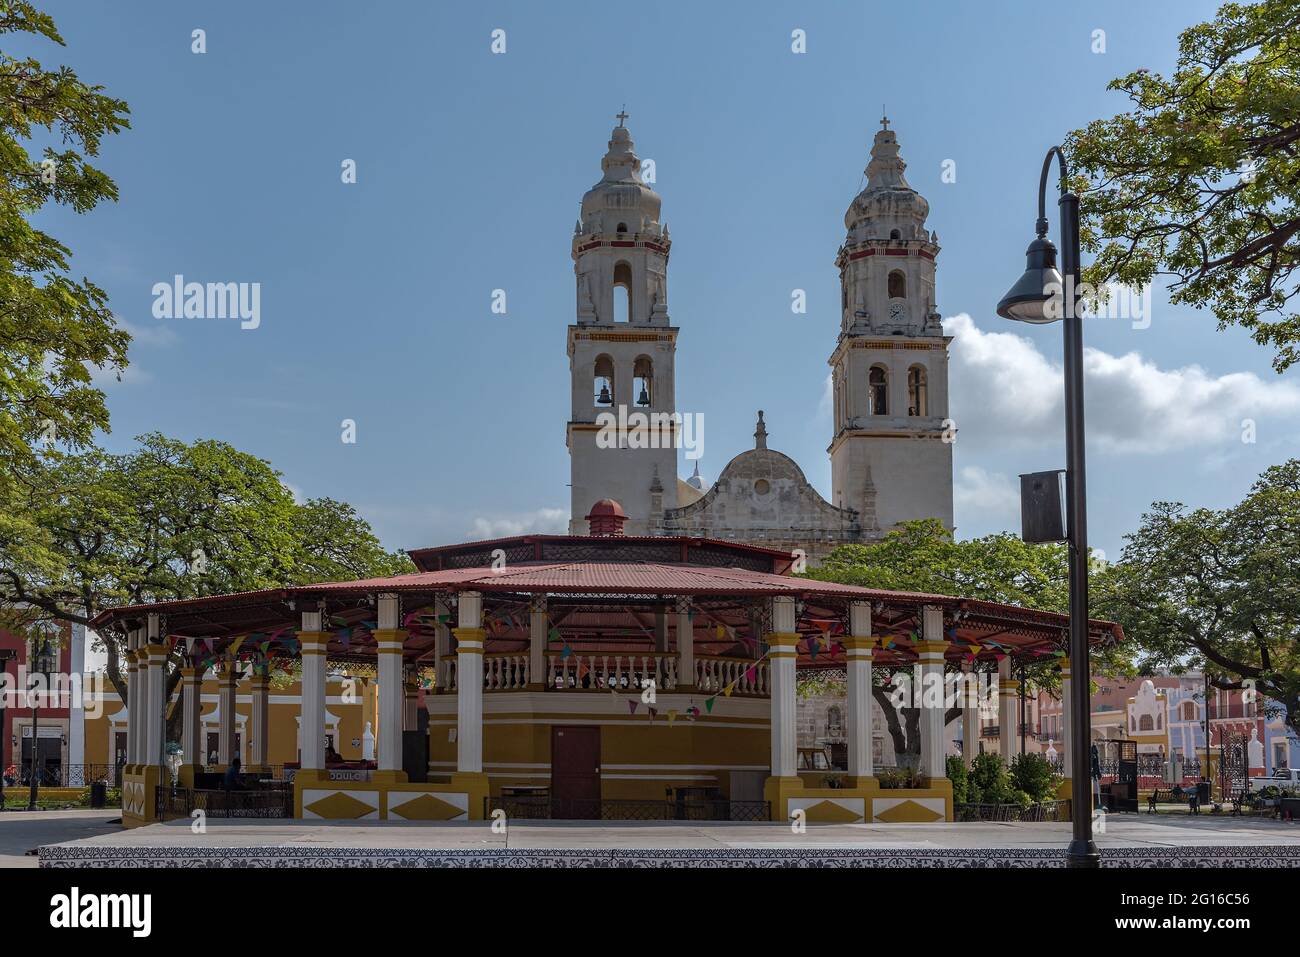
[954,800,1070,823]
[485,796,770,822]
[155,785,293,820]
[7,763,115,788]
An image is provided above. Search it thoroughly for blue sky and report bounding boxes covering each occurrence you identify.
[27,0,1299,561]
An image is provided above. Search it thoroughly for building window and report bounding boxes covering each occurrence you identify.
[868,367,888,415]
[593,355,615,406]
[1181,701,1197,721]
[907,365,927,416]
[633,355,653,407]
[1139,714,1154,732]
[888,270,906,299]
[616,222,628,234]
[889,229,901,240]
[612,260,633,323]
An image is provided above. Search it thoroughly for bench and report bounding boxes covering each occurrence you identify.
[1147,786,1196,813]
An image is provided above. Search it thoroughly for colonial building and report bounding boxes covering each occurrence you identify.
[568,116,953,559]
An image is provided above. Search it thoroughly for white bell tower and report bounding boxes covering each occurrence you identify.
[567,114,679,534]
[828,118,954,534]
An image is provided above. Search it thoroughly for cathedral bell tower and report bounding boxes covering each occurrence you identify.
[567,114,679,534]
[828,118,955,534]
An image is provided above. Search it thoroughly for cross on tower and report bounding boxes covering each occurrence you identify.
[616,108,629,128]
[880,108,890,131]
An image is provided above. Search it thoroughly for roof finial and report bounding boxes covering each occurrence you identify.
[754,410,768,450]
[616,107,629,128]
[880,107,889,131]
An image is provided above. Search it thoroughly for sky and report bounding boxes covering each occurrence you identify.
[23,0,1299,564]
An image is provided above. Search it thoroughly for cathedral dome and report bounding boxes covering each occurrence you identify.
[580,121,662,233]
[844,119,930,241]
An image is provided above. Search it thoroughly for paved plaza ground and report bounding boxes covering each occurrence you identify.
[25,810,1300,867]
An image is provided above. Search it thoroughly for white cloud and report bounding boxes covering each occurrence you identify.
[944,313,1300,453]
[469,507,568,539]
[953,465,1019,519]
[118,317,178,348]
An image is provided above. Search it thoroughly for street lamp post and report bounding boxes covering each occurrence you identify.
[26,634,57,812]
[997,145,1100,868]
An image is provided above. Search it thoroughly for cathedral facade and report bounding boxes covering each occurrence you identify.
[567,117,954,561]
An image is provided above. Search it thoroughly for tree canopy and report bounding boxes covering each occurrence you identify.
[0,433,413,703]
[1068,0,1300,371]
[1109,459,1300,735]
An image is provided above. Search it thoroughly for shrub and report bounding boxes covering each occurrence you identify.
[968,752,1011,803]
[946,755,969,804]
[1010,752,1060,804]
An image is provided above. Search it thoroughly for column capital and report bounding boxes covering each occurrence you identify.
[912,639,948,657]
[372,627,408,654]
[142,642,168,661]
[247,672,271,690]
[179,665,202,682]
[764,632,800,657]
[297,631,330,655]
[453,627,486,653]
[842,636,876,654]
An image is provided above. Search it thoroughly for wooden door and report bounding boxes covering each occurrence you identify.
[550,726,600,819]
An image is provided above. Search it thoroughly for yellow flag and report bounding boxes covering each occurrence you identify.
[723,681,735,698]
[667,709,678,726]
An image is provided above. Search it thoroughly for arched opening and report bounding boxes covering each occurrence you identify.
[888,269,906,300]
[889,228,901,240]
[1138,714,1154,732]
[633,355,653,407]
[868,366,888,416]
[616,222,628,234]
[907,365,928,416]
[593,354,615,407]
[613,261,632,323]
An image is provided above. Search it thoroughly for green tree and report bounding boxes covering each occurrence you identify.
[1010,751,1060,804]
[0,2,131,466]
[1109,459,1300,736]
[1068,0,1300,371]
[0,434,413,714]
[807,520,1129,759]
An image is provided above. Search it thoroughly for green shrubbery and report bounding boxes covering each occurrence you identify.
[948,752,1060,807]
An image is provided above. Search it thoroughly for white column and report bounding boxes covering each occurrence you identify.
[124,628,140,766]
[528,597,546,688]
[917,605,948,782]
[143,614,164,768]
[1060,657,1074,779]
[846,601,874,781]
[961,661,980,769]
[675,597,694,688]
[248,668,269,770]
[217,653,236,768]
[454,591,484,774]
[434,596,452,690]
[376,593,406,775]
[768,596,798,779]
[998,656,1017,763]
[299,611,327,772]
[68,622,86,769]
[181,663,202,768]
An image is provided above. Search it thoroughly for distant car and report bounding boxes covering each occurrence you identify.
[1249,767,1300,791]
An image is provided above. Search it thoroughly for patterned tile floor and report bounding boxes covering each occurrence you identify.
[33,812,1300,867]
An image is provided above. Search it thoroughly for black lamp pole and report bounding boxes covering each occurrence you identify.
[997,146,1099,868]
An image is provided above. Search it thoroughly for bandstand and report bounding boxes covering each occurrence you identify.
[94,503,1121,827]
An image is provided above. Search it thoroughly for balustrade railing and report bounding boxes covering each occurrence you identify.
[547,653,678,692]
[694,656,769,696]
[434,653,771,696]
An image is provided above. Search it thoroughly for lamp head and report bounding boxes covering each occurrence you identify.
[997,235,1063,324]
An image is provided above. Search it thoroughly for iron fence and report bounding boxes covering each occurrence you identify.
[486,795,771,822]
[155,785,293,820]
[2,764,116,788]
[954,800,1070,823]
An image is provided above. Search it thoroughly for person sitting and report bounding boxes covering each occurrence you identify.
[325,744,343,766]
[223,755,243,792]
